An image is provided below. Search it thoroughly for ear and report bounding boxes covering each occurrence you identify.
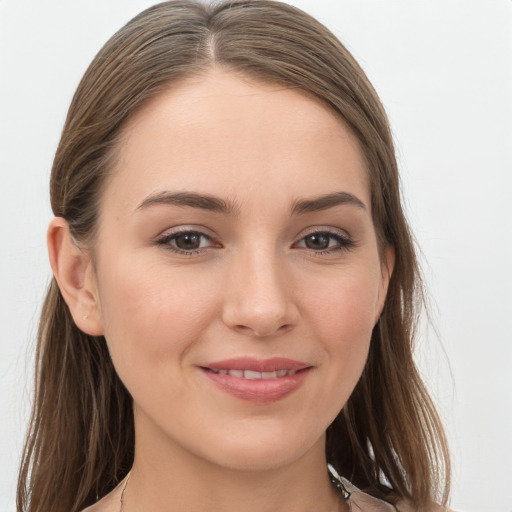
[374,244,395,325]
[47,217,104,336]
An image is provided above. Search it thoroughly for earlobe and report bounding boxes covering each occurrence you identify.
[47,217,104,336]
[375,244,395,324]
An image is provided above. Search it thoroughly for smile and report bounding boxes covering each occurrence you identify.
[207,368,298,379]
[200,357,312,403]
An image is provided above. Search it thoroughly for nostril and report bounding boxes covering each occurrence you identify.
[234,324,252,334]
[221,287,299,337]
[235,323,293,338]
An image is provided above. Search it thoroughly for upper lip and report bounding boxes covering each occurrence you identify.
[201,357,312,373]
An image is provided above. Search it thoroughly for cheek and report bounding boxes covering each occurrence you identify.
[96,255,219,380]
[301,265,380,405]
[305,265,379,349]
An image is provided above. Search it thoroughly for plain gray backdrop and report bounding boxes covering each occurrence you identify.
[1,1,511,511]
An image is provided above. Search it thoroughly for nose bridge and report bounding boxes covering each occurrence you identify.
[222,241,297,337]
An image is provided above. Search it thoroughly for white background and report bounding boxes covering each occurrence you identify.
[1,1,511,511]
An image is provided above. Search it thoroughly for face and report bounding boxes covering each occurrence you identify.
[88,69,392,471]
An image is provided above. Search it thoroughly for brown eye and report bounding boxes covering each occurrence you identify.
[294,230,356,253]
[174,233,202,250]
[156,230,215,253]
[304,233,331,250]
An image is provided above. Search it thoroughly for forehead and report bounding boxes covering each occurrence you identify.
[106,68,370,212]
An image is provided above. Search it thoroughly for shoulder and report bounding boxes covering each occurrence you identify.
[80,486,122,512]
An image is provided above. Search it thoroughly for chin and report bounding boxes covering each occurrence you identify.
[198,427,324,472]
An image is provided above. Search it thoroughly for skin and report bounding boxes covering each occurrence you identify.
[49,68,394,512]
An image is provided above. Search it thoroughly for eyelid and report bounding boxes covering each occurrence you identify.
[292,226,357,253]
[154,224,216,240]
[154,225,221,254]
[152,224,356,256]
[296,225,351,239]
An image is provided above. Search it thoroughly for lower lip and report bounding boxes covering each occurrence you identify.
[201,368,311,403]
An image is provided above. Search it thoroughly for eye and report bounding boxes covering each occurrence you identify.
[155,229,217,254]
[294,230,355,253]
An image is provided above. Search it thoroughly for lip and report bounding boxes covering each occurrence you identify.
[200,357,312,403]
[204,357,310,373]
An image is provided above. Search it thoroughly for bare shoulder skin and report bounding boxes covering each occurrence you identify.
[81,481,124,512]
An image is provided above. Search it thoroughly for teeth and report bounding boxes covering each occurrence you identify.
[243,370,261,379]
[210,368,299,379]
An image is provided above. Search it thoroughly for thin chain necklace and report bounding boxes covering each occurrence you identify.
[119,465,351,512]
[119,471,131,512]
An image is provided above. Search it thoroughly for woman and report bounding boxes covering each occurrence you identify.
[17,1,451,511]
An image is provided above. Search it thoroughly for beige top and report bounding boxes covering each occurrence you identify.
[83,469,455,512]
[336,474,454,512]
[336,475,397,511]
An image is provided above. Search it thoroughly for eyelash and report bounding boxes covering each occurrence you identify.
[154,228,356,256]
[155,229,216,255]
[293,230,356,255]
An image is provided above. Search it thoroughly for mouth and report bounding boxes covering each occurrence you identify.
[206,368,299,379]
[199,358,312,403]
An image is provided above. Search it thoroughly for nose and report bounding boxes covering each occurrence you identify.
[221,248,299,337]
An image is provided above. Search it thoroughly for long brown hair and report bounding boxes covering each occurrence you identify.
[18,1,450,511]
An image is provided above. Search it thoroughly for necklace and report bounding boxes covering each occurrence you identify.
[119,470,131,512]
[119,465,351,512]
[328,464,352,501]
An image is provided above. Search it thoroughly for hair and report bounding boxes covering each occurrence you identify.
[17,1,450,511]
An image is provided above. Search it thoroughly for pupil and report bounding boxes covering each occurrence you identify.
[305,233,330,250]
[176,233,200,250]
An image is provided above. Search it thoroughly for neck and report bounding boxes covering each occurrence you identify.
[123,422,344,512]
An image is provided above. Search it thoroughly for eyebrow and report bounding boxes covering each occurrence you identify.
[136,190,366,215]
[291,192,366,214]
[137,191,239,215]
